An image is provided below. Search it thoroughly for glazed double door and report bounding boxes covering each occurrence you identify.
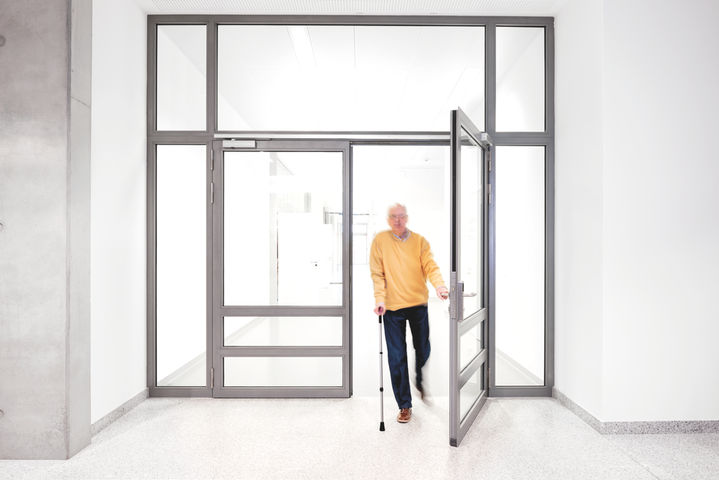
[208,109,490,447]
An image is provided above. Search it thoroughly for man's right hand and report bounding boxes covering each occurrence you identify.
[374,303,386,316]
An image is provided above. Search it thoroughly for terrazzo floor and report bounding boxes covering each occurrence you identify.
[2,397,718,479]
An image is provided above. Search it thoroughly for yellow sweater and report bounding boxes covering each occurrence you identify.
[369,230,445,310]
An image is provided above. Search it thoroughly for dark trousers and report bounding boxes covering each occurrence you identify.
[383,305,431,409]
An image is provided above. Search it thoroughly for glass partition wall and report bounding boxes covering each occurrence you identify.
[147,17,554,402]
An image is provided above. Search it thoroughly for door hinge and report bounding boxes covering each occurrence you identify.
[488,183,492,204]
[210,182,215,204]
[211,367,215,389]
[488,157,492,172]
[210,149,214,170]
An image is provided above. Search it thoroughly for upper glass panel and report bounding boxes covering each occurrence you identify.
[218,25,485,131]
[496,27,545,132]
[223,151,343,306]
[459,128,484,319]
[157,25,207,131]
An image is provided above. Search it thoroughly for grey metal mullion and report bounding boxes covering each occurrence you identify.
[485,21,496,136]
[146,135,212,144]
[488,144,498,394]
[146,142,157,389]
[207,19,217,136]
[545,21,555,139]
[491,386,552,397]
[149,15,214,24]
[219,346,346,357]
[488,17,554,27]
[217,130,449,137]
[491,133,552,145]
[214,15,488,26]
[545,143,555,389]
[150,386,212,397]
[252,140,349,151]
[157,14,553,27]
[544,18,556,393]
[220,306,345,317]
[149,133,214,140]
[211,140,224,396]
[205,142,213,392]
[343,142,352,396]
[147,18,158,136]
[483,139,491,398]
[458,390,487,440]
[214,387,346,399]
[458,308,486,336]
[458,349,487,390]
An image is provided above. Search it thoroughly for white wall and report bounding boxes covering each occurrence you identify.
[554,0,606,419]
[601,0,719,421]
[555,0,719,422]
[90,0,148,423]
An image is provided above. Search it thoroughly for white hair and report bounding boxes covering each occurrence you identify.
[387,203,407,216]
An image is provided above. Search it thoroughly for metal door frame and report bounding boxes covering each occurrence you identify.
[449,108,492,446]
[210,139,352,397]
[147,13,555,400]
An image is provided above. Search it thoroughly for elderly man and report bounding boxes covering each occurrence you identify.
[370,203,448,423]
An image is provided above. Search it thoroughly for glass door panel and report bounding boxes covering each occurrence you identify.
[449,109,491,447]
[223,316,343,347]
[460,130,485,319]
[224,357,343,387]
[223,151,343,306]
[213,140,350,398]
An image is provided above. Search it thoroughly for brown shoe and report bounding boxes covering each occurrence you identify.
[397,408,411,423]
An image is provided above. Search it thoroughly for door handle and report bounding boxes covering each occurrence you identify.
[463,292,477,297]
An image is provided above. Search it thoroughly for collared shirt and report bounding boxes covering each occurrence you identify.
[392,229,411,242]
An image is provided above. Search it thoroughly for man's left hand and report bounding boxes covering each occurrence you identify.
[436,286,449,300]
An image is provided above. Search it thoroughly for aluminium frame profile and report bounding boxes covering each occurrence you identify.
[146,14,555,400]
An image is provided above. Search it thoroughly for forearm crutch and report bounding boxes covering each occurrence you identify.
[378,314,385,431]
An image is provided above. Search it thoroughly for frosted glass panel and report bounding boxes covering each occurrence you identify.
[224,357,342,386]
[495,146,545,386]
[496,27,544,132]
[156,145,206,386]
[218,25,484,131]
[224,317,342,346]
[157,25,206,131]
[460,321,483,370]
[460,368,484,421]
[460,128,484,318]
[223,151,343,306]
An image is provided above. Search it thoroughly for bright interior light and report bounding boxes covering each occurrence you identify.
[288,26,315,69]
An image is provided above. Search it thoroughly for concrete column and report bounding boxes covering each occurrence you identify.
[0,0,92,459]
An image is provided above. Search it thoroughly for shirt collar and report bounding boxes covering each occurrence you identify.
[392,229,411,242]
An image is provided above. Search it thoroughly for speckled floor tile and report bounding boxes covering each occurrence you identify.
[1,397,716,479]
[607,432,719,480]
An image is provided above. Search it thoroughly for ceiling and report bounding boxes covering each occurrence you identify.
[134,0,569,16]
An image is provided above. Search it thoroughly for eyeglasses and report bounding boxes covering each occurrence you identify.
[388,214,407,220]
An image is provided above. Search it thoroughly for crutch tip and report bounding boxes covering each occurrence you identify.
[379,422,385,431]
